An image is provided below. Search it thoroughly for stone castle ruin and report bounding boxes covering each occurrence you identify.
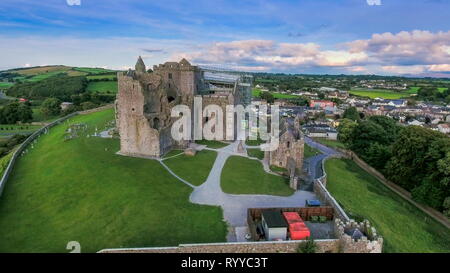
[115,57,252,158]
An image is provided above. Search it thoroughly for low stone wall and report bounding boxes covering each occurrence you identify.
[99,239,341,253]
[0,113,78,197]
[334,218,383,253]
[312,154,350,222]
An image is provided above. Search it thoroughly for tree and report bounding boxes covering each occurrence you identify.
[297,237,317,253]
[0,102,33,124]
[259,91,275,103]
[367,115,400,143]
[337,118,357,146]
[41,98,61,116]
[17,102,33,123]
[385,126,449,208]
[81,101,97,110]
[343,107,360,121]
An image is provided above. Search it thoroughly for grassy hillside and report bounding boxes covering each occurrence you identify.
[0,66,119,88]
[325,158,450,253]
[86,81,118,94]
[0,109,227,253]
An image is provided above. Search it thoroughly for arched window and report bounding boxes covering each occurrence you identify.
[153,118,160,130]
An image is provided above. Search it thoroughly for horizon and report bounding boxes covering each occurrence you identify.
[1,0,450,77]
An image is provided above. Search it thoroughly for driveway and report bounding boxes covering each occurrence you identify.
[162,138,338,241]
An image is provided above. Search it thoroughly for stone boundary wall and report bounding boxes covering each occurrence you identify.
[313,155,350,222]
[0,104,115,198]
[335,148,450,229]
[98,239,341,253]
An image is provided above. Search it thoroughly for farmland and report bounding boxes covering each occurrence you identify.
[349,89,411,99]
[86,81,118,94]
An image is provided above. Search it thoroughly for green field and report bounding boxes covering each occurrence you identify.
[86,81,118,94]
[0,109,227,252]
[73,67,116,74]
[221,156,293,196]
[0,82,14,89]
[313,138,346,149]
[0,150,15,177]
[304,143,321,158]
[247,148,265,160]
[245,136,265,146]
[406,87,421,94]
[252,88,299,99]
[163,150,217,186]
[349,89,411,99]
[87,74,117,81]
[325,158,450,253]
[195,140,229,149]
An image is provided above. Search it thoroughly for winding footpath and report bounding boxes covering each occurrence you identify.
[160,138,340,241]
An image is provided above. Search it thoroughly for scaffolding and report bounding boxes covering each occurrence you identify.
[199,66,253,106]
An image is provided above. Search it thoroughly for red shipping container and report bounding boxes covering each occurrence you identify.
[289,222,311,240]
[283,212,303,223]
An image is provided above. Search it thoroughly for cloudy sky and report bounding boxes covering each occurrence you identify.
[0,0,449,76]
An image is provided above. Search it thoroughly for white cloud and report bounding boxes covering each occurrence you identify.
[347,30,450,65]
[66,0,81,6]
[428,64,450,72]
[172,40,368,71]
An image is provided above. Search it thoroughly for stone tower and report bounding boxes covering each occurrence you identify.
[115,57,186,158]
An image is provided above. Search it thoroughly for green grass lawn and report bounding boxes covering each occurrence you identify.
[162,149,184,159]
[87,74,117,80]
[247,148,265,160]
[313,138,346,149]
[74,67,116,74]
[252,88,299,99]
[0,109,227,253]
[195,139,229,149]
[349,89,411,99]
[0,82,14,89]
[0,150,15,177]
[221,156,293,196]
[245,136,265,146]
[325,158,450,253]
[407,87,421,94]
[269,165,287,175]
[86,81,118,94]
[163,150,217,186]
[304,143,321,158]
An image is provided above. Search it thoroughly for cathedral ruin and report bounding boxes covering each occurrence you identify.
[115,57,252,158]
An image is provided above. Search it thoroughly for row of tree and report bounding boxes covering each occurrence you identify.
[338,107,450,216]
[6,76,87,101]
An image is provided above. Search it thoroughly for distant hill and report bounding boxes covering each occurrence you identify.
[0,65,120,90]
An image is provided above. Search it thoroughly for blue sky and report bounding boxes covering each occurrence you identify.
[1,0,450,76]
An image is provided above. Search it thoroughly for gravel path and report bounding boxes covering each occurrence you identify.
[160,137,340,241]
